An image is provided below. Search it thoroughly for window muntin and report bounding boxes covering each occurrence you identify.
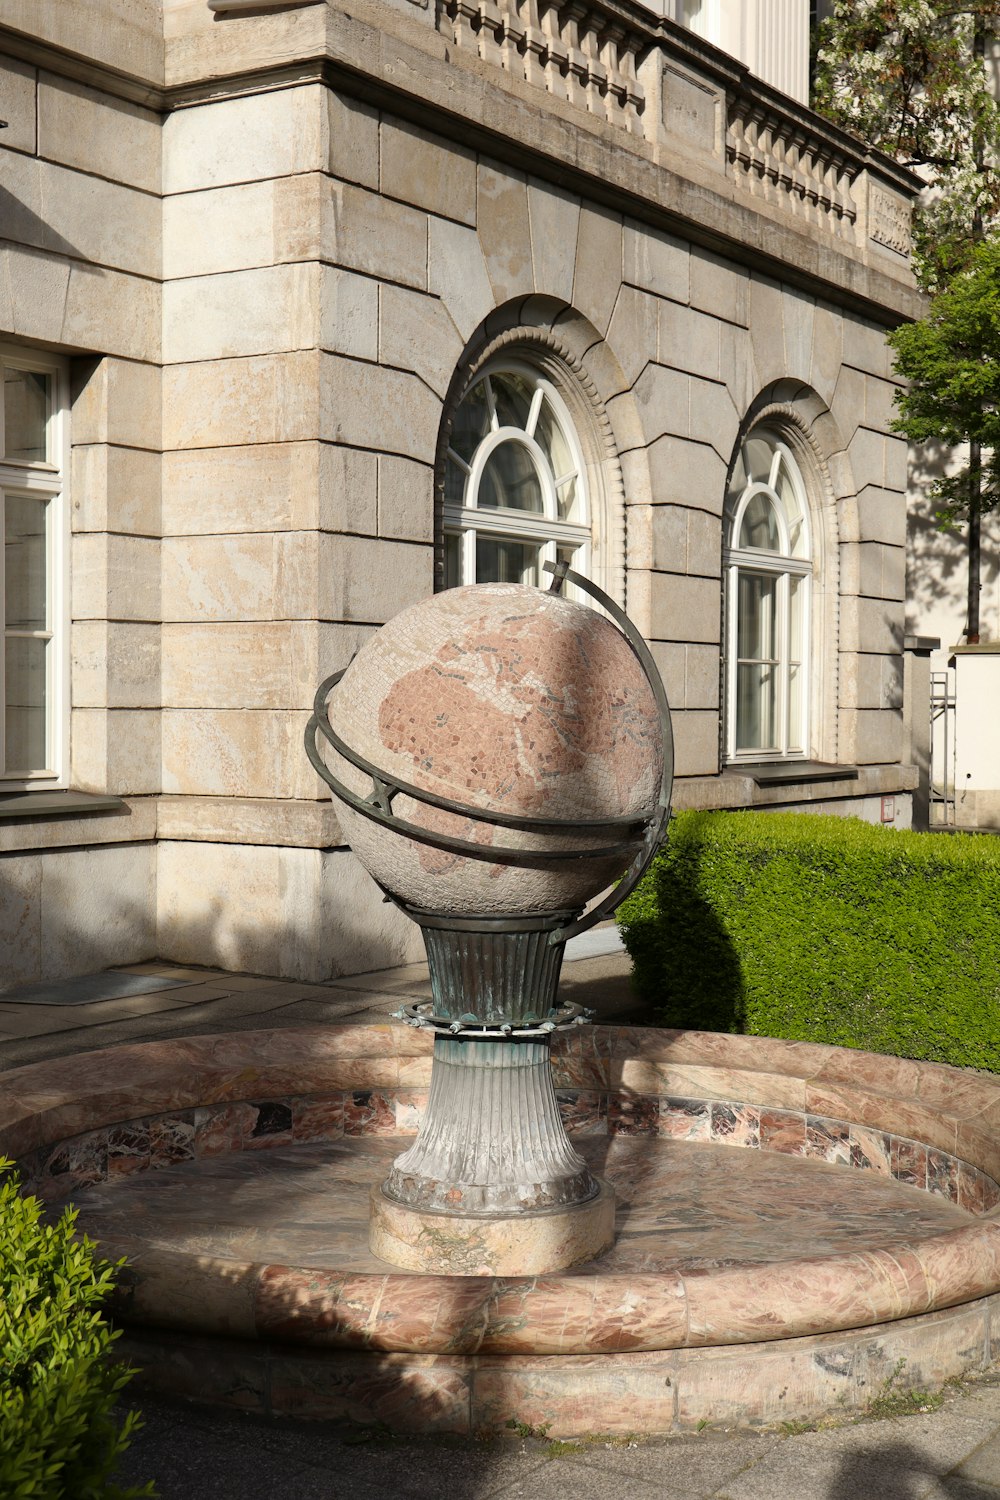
[724,429,811,761]
[443,364,590,591]
[0,349,67,785]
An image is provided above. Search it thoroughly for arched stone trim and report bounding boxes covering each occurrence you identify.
[725,382,847,765]
[435,318,627,606]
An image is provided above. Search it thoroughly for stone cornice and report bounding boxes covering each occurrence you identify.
[0,4,925,326]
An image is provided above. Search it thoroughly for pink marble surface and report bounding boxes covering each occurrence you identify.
[7,1023,1000,1361]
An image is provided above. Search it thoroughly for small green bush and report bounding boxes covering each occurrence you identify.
[0,1158,154,1500]
[617,811,1000,1070]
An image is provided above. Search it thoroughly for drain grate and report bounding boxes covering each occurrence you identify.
[0,972,193,1008]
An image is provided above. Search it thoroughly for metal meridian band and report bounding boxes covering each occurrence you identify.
[303,561,675,943]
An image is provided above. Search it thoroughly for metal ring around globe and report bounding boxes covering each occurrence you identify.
[304,565,674,932]
[392,998,592,1039]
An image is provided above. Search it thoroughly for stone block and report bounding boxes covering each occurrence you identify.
[848,426,887,493]
[831,363,865,445]
[0,56,36,155]
[809,302,844,405]
[689,377,738,461]
[606,285,660,389]
[839,651,884,711]
[477,160,534,305]
[161,708,312,800]
[318,267,379,362]
[841,312,894,379]
[658,301,721,381]
[320,355,440,464]
[326,88,379,191]
[71,708,161,796]
[781,284,815,380]
[38,72,159,193]
[378,284,463,401]
[155,796,342,851]
[623,219,689,301]
[378,456,434,543]
[649,640,686,708]
[672,709,721,776]
[429,217,494,342]
[572,202,622,337]
[62,259,159,363]
[38,841,156,981]
[843,706,904,765]
[162,534,277,623]
[162,351,320,451]
[35,157,161,280]
[164,181,277,279]
[719,322,756,423]
[647,435,727,514]
[0,852,41,991]
[649,500,724,578]
[690,248,748,327]
[320,533,434,623]
[72,357,161,450]
[840,595,904,656]
[163,444,284,537]
[528,179,579,303]
[685,643,721,709]
[317,445,379,536]
[163,265,320,365]
[72,445,161,537]
[630,362,690,443]
[163,85,326,195]
[72,534,159,622]
[381,119,475,225]
[855,484,906,547]
[649,572,721,644]
[322,180,427,290]
[748,274,786,387]
[72,621,160,709]
[161,621,317,709]
[884,433,908,494]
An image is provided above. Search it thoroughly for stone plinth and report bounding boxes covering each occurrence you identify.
[369,1179,615,1275]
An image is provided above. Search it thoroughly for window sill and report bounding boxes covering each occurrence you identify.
[0,790,126,822]
[727,761,860,788]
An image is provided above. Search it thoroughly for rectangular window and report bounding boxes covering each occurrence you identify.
[0,348,68,786]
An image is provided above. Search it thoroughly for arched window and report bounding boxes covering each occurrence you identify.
[724,428,812,761]
[442,363,590,589]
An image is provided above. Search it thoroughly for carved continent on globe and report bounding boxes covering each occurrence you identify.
[324,584,662,915]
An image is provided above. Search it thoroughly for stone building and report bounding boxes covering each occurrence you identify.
[0,0,922,987]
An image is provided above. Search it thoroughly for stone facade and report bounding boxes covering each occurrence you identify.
[0,0,922,987]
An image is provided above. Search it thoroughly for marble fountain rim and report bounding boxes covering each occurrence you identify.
[5,1023,1000,1357]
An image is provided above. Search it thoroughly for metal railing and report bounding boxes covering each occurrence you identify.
[929,668,956,827]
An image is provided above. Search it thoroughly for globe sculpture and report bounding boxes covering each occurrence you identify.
[305,562,672,1273]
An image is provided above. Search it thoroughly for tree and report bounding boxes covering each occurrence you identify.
[887,237,1000,640]
[814,0,1000,289]
[814,1,1000,638]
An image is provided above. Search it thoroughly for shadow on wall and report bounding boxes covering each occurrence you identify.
[906,438,1000,640]
[0,837,426,993]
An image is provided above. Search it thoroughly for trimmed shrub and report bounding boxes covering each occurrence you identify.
[617,811,1000,1070]
[0,1158,154,1500]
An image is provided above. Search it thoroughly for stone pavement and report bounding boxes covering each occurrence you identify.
[5,937,1000,1499]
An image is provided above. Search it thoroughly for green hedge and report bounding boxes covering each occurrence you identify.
[617,811,1000,1070]
[0,1159,154,1500]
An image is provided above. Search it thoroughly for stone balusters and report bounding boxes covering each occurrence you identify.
[727,98,859,239]
[439,0,648,135]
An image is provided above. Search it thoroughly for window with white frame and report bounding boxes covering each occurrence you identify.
[0,347,68,787]
[442,363,590,590]
[723,427,812,761]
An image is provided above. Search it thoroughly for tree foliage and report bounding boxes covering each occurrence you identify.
[814,0,1000,287]
[888,236,1000,523]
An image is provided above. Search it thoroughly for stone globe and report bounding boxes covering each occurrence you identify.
[324,583,663,916]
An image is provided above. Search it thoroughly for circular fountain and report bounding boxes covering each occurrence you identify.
[5,569,1000,1434]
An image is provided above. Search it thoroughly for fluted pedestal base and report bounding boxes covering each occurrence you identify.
[369,1178,615,1275]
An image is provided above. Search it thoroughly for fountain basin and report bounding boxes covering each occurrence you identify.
[4,1023,1000,1434]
